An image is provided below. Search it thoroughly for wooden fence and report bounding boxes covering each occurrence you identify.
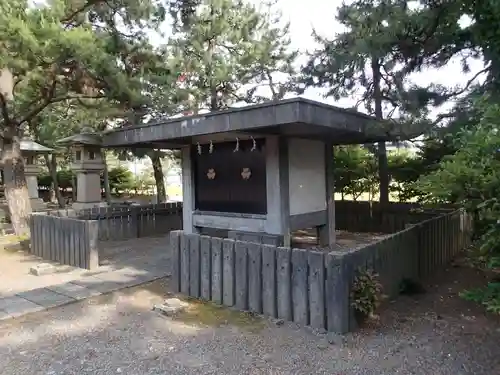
[335,200,456,233]
[29,202,183,270]
[345,208,474,297]
[170,209,472,334]
[30,214,99,270]
[47,202,183,241]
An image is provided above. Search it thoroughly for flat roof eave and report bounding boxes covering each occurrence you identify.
[102,98,406,148]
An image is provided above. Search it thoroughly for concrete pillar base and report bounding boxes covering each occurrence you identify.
[228,230,284,246]
[30,198,46,211]
[72,201,107,211]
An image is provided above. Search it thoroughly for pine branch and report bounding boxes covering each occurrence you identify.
[20,93,107,128]
[62,0,97,23]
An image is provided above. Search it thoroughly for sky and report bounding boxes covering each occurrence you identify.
[30,0,485,116]
[149,0,485,116]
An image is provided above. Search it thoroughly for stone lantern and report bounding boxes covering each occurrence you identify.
[20,138,53,210]
[57,128,106,210]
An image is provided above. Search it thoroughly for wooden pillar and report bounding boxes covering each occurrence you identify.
[279,137,291,247]
[181,145,197,234]
[265,136,291,247]
[319,142,336,247]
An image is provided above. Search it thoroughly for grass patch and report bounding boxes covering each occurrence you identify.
[0,235,30,253]
[0,234,29,243]
[457,245,500,315]
[173,298,265,333]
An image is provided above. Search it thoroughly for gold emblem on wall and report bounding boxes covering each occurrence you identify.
[207,168,216,180]
[241,167,251,180]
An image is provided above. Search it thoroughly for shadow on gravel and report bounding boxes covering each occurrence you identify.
[0,263,498,375]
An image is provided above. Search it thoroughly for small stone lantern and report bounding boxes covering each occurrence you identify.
[57,128,106,210]
[20,138,53,210]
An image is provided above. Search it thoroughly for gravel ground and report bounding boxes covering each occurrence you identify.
[0,264,499,375]
[292,229,387,252]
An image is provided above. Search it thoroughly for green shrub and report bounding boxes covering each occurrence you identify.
[461,282,500,314]
[351,268,384,318]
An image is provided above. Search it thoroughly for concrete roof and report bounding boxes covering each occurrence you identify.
[102,98,409,148]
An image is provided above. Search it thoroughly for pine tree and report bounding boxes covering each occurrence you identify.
[168,0,299,111]
[241,1,299,103]
[0,0,175,234]
[301,0,421,204]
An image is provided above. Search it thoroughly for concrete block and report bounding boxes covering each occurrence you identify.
[170,231,182,292]
[211,237,223,304]
[88,281,124,294]
[164,298,189,308]
[262,244,277,318]
[0,296,44,317]
[261,234,283,247]
[326,253,351,334]
[71,275,123,294]
[29,263,56,276]
[180,233,190,295]
[153,298,189,317]
[47,282,102,300]
[153,304,183,316]
[200,236,212,301]
[248,242,263,314]
[276,247,292,321]
[189,234,201,297]
[235,241,249,310]
[308,251,325,329]
[222,238,235,307]
[17,288,76,308]
[86,220,99,270]
[291,248,309,325]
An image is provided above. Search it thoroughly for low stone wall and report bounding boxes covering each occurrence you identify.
[170,209,472,334]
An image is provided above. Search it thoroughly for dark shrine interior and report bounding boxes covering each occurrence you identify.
[193,138,267,215]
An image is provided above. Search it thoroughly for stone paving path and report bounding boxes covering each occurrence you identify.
[0,264,168,320]
[0,236,171,321]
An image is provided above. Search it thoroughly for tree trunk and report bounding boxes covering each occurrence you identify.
[377,141,389,204]
[1,135,32,236]
[149,151,167,203]
[44,154,65,208]
[71,174,77,202]
[102,157,112,205]
[371,57,390,205]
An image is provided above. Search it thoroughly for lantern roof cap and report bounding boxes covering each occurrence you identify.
[57,128,102,147]
[20,138,53,153]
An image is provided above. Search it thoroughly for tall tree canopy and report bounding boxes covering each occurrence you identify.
[167,0,299,112]
[0,0,175,234]
[301,0,409,203]
[300,0,491,203]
